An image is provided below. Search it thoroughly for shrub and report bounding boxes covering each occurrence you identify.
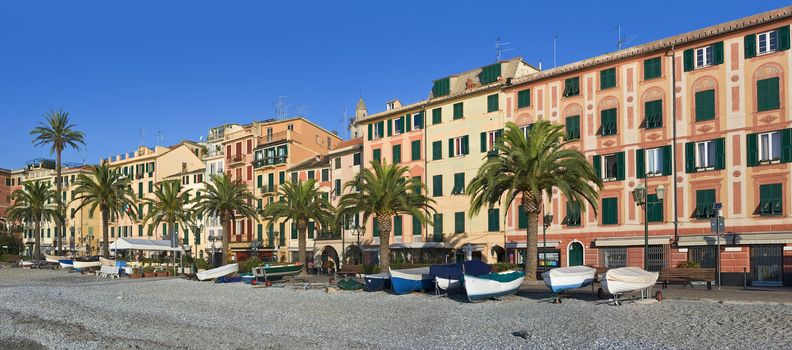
[676,260,701,269]
[195,258,210,270]
[240,257,262,273]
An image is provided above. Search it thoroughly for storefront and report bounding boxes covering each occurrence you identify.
[506,240,560,268]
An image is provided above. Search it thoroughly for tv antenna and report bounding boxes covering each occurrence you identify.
[138,129,146,146]
[294,105,309,117]
[495,38,513,62]
[611,25,636,51]
[553,33,558,68]
[274,96,288,119]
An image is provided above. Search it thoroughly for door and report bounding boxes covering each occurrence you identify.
[568,242,583,266]
[751,245,783,286]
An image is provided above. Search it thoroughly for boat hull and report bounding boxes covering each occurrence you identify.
[46,255,66,264]
[599,267,659,295]
[363,273,389,292]
[541,266,596,293]
[99,257,116,266]
[389,267,433,295]
[252,263,302,281]
[73,261,101,269]
[58,259,74,269]
[435,277,461,291]
[464,271,524,302]
[196,263,238,281]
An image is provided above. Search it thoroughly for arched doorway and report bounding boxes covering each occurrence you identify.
[491,245,506,263]
[568,241,584,266]
[321,246,339,268]
[344,245,362,266]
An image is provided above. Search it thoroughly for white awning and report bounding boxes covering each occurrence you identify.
[506,240,561,249]
[109,238,184,252]
[677,234,731,246]
[595,235,672,247]
[677,232,792,246]
[390,242,452,249]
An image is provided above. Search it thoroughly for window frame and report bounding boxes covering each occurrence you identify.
[645,147,665,177]
[757,30,779,55]
[695,45,713,69]
[758,131,782,163]
[695,140,715,170]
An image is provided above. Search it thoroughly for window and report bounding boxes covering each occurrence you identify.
[759,183,783,216]
[290,172,298,182]
[392,144,401,164]
[520,124,532,139]
[432,141,442,160]
[412,112,424,130]
[565,116,580,140]
[321,169,329,182]
[372,122,383,139]
[433,214,443,238]
[412,215,422,236]
[644,57,661,80]
[432,175,442,197]
[644,100,662,129]
[602,197,618,225]
[640,146,671,177]
[453,102,463,120]
[307,170,315,180]
[758,30,779,54]
[257,175,263,188]
[518,209,527,229]
[487,208,500,232]
[684,42,723,71]
[487,94,499,112]
[759,131,782,163]
[480,63,501,84]
[481,130,502,153]
[564,201,581,226]
[449,135,469,157]
[647,194,663,222]
[600,247,627,268]
[517,89,531,108]
[353,153,361,165]
[688,246,716,268]
[334,158,341,169]
[563,77,580,97]
[696,141,714,169]
[411,140,421,161]
[646,245,668,272]
[451,173,465,195]
[596,152,624,181]
[695,45,713,68]
[394,117,404,135]
[433,78,450,97]
[600,68,616,89]
[695,90,716,121]
[372,149,381,162]
[686,138,725,172]
[454,212,465,234]
[695,189,716,219]
[600,108,617,136]
[432,108,442,125]
[757,77,780,112]
[334,179,341,196]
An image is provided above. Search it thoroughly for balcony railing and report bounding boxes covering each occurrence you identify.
[258,131,289,147]
[252,156,287,168]
[135,173,144,180]
[204,150,224,158]
[228,154,245,164]
[315,232,341,241]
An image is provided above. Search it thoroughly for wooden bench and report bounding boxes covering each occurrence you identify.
[335,264,360,279]
[659,268,716,290]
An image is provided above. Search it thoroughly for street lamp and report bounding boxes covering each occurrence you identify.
[632,182,666,270]
[542,212,553,268]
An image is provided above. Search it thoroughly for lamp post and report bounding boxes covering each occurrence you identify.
[542,212,553,268]
[632,181,666,270]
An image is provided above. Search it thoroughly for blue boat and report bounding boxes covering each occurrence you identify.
[430,260,493,290]
[388,267,434,295]
[58,259,74,269]
[363,272,390,292]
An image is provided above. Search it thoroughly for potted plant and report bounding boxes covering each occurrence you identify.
[130,267,143,279]
[143,267,156,278]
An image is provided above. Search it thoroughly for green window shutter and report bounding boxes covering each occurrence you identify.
[432,141,442,160]
[367,124,372,141]
[757,77,780,112]
[411,140,421,161]
[452,172,465,195]
[647,194,663,222]
[378,121,385,136]
[662,145,673,176]
[137,204,143,220]
[487,94,499,112]
[257,175,262,188]
[432,175,442,197]
[600,68,616,89]
[138,224,143,237]
[565,115,580,140]
[148,181,153,192]
[685,142,696,173]
[712,41,724,65]
[372,149,380,162]
[416,111,424,129]
[644,100,662,129]
[695,189,716,218]
[602,198,618,225]
[593,155,601,178]
[393,216,402,236]
[480,64,501,84]
[747,133,758,167]
[565,202,581,226]
[387,119,393,136]
[392,144,401,164]
[695,89,716,121]
[781,129,792,163]
[307,221,315,239]
[517,89,531,108]
[778,26,790,51]
[432,78,450,97]
[432,108,442,124]
[616,151,625,180]
[257,224,263,242]
[518,209,527,229]
[137,182,143,199]
[744,34,757,58]
[636,148,645,179]
[480,132,487,152]
[601,108,617,135]
[714,138,726,170]
[453,103,463,119]
[433,214,443,238]
[683,49,694,72]
[412,215,421,236]
[291,224,297,239]
[454,212,465,234]
[487,208,500,232]
[268,224,275,247]
[405,114,411,132]
[643,57,661,80]
[461,135,469,155]
[448,138,454,158]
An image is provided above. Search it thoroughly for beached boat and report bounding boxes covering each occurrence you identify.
[19,261,33,268]
[541,266,596,293]
[58,259,74,269]
[388,267,433,295]
[99,257,116,266]
[464,270,525,302]
[46,255,66,264]
[363,272,389,292]
[599,267,659,296]
[429,260,492,291]
[73,260,102,270]
[337,278,364,291]
[196,263,238,281]
[251,262,302,282]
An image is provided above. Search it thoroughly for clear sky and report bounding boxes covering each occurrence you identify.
[0,1,788,169]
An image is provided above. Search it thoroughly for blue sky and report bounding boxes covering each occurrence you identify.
[0,1,788,168]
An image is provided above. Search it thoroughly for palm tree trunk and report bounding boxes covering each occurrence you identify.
[522,195,541,282]
[101,209,110,258]
[220,214,230,266]
[55,150,62,255]
[377,216,392,271]
[298,226,307,274]
[33,220,41,260]
[169,218,176,275]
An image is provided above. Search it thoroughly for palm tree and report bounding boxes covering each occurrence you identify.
[467,121,602,281]
[31,109,86,255]
[71,164,137,258]
[141,180,193,274]
[7,181,63,260]
[337,161,435,270]
[260,179,335,273]
[192,174,257,265]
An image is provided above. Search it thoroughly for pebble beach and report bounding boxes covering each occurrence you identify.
[1,268,791,349]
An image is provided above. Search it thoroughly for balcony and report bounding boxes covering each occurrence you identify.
[252,155,287,168]
[135,173,144,180]
[204,150,224,158]
[257,131,289,147]
[228,154,245,165]
[315,232,341,241]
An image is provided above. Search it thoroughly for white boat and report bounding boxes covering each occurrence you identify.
[99,257,116,266]
[196,263,238,281]
[73,260,102,269]
[599,267,659,296]
[19,261,34,268]
[542,266,596,293]
[58,259,74,269]
[464,270,525,302]
[46,255,66,264]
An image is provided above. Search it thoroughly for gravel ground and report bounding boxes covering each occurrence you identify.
[1,268,791,349]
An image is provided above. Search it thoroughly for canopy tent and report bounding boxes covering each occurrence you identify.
[109,238,184,252]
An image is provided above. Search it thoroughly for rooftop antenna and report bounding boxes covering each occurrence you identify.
[342,107,349,140]
[138,129,146,146]
[157,131,164,145]
[295,105,309,117]
[553,33,558,68]
[495,37,513,62]
[613,25,626,50]
[274,96,288,120]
